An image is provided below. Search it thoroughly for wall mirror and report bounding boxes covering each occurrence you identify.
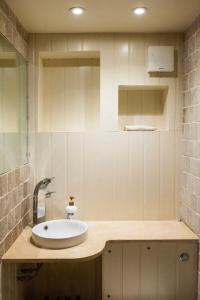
[0,33,28,174]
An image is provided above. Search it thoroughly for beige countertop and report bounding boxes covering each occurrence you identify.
[2,221,198,263]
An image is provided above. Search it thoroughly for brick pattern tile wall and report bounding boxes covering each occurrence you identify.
[0,0,29,59]
[0,3,31,299]
[0,0,31,260]
[181,15,200,299]
[0,164,32,258]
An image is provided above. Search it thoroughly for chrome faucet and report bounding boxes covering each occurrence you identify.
[33,177,54,226]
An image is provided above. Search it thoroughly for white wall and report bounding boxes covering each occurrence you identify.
[35,131,180,220]
[29,33,183,220]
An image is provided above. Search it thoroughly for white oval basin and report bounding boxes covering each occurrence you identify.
[31,219,88,249]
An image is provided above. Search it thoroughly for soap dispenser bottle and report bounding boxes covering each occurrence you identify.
[66,196,77,219]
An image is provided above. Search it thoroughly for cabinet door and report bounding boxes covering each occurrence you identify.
[102,242,122,300]
[102,241,198,300]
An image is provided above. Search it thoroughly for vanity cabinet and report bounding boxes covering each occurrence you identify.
[102,241,198,300]
[2,259,102,300]
[2,222,198,300]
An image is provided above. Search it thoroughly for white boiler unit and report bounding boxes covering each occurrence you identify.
[148,46,174,72]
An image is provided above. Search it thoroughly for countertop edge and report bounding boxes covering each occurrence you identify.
[1,221,199,263]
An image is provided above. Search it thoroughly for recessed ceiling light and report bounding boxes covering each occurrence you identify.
[69,7,85,15]
[132,7,147,15]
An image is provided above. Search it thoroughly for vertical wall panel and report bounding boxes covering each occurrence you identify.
[144,132,160,219]
[81,133,99,220]
[35,132,52,180]
[83,34,100,51]
[67,133,84,220]
[159,131,175,219]
[50,132,67,219]
[128,34,146,85]
[47,67,66,132]
[66,34,83,51]
[160,78,176,131]
[82,133,115,220]
[51,34,67,52]
[103,243,122,300]
[64,66,79,131]
[100,34,117,130]
[84,65,100,130]
[128,132,144,219]
[118,89,127,130]
[114,34,129,86]
[35,34,51,54]
[113,133,129,219]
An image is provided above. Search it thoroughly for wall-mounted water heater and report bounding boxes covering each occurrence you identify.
[148,46,174,72]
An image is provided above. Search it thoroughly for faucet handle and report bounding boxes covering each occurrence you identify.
[45,191,56,198]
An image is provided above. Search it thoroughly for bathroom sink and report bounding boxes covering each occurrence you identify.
[31,219,88,249]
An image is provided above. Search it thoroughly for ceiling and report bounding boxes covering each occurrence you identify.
[6,0,200,33]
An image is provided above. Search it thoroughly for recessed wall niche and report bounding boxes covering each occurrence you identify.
[38,51,100,132]
[118,85,168,131]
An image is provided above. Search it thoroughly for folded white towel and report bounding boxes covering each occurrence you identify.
[124,125,157,131]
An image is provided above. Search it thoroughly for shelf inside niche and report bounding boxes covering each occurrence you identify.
[118,85,169,131]
[38,51,100,132]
